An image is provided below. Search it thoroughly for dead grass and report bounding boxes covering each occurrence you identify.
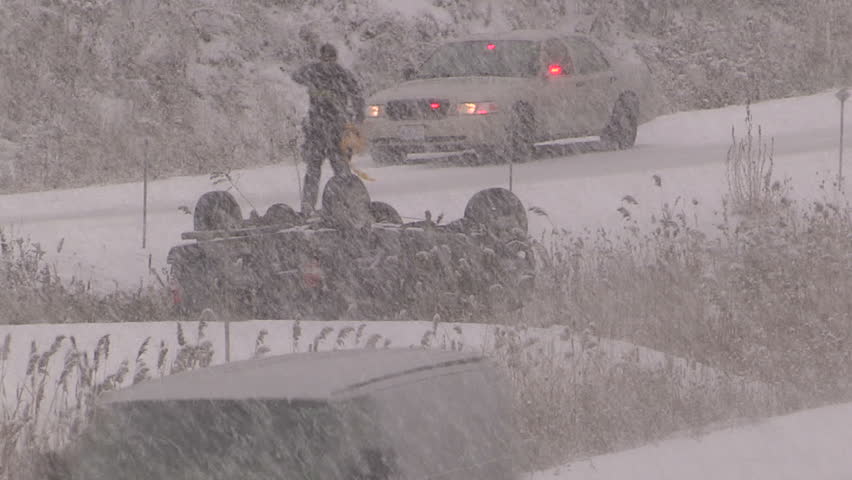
[2,321,784,478]
[483,324,781,470]
[0,228,177,325]
[511,176,852,416]
[0,320,221,480]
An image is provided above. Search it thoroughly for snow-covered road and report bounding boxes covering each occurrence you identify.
[0,89,847,289]
[532,401,852,480]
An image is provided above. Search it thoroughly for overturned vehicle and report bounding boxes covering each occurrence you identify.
[167,175,546,320]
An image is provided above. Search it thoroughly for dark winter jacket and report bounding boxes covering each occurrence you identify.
[292,61,366,138]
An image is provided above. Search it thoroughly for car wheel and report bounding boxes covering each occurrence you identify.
[193,191,243,231]
[370,146,405,165]
[464,187,528,238]
[369,201,403,224]
[473,147,500,165]
[263,203,300,226]
[321,174,373,231]
[602,94,639,150]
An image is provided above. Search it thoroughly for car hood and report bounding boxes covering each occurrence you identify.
[367,77,532,104]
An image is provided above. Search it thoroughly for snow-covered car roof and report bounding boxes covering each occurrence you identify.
[99,348,484,404]
[454,29,566,43]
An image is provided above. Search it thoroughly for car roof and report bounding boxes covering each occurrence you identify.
[454,29,564,43]
[100,348,485,404]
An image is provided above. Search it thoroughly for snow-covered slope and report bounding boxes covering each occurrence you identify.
[533,401,852,480]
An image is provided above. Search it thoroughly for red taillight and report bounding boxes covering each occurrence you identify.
[169,278,182,305]
[302,260,324,288]
[548,64,563,76]
[486,43,496,50]
[430,102,441,110]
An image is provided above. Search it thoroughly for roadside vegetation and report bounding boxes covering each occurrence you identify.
[0,230,175,325]
[516,107,852,415]
[0,318,781,478]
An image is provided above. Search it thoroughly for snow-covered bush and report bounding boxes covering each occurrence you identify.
[724,102,791,216]
[521,180,852,411]
[0,229,174,325]
[489,325,779,470]
[0,322,219,480]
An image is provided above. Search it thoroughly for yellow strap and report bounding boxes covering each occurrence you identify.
[353,167,375,182]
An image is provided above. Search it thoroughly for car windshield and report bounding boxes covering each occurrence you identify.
[67,399,381,480]
[417,40,540,79]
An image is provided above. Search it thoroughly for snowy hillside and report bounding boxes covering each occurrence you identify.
[0,0,849,192]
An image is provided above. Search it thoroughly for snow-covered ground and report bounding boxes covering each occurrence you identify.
[0,88,848,291]
[532,401,852,480]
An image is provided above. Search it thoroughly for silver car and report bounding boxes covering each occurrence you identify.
[364,30,656,164]
[58,348,520,480]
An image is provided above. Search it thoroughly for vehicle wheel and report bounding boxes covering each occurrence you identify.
[263,203,300,226]
[370,201,403,224]
[472,147,500,165]
[322,174,373,231]
[602,94,639,150]
[193,191,243,231]
[505,103,536,163]
[464,187,528,238]
[371,146,405,165]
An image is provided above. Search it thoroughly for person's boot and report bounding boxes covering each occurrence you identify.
[300,203,324,225]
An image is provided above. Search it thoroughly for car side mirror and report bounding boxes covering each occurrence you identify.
[402,67,416,81]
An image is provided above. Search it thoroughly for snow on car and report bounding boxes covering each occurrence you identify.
[363,30,656,165]
[51,348,521,480]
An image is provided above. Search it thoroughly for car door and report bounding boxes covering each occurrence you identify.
[563,36,619,134]
[536,37,587,139]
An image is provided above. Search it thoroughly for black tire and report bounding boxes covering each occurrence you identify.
[602,94,639,150]
[321,174,373,231]
[371,146,405,165]
[472,147,499,165]
[370,201,403,224]
[263,203,300,226]
[464,187,528,237]
[193,191,243,231]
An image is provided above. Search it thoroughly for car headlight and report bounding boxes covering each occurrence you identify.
[366,105,384,118]
[457,102,499,115]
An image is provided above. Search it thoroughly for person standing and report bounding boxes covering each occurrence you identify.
[292,43,366,215]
